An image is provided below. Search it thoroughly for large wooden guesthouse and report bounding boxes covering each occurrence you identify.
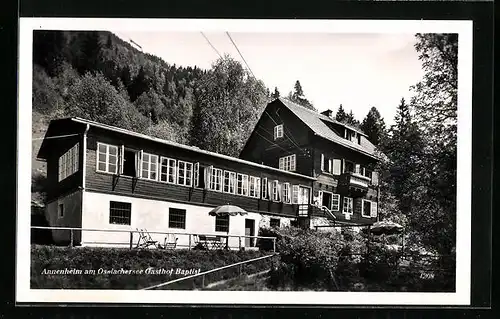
[36,98,381,248]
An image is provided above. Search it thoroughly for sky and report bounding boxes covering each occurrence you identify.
[110,30,425,126]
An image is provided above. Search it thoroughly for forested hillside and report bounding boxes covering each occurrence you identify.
[32,30,272,204]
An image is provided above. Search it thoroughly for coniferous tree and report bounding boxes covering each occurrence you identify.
[77,31,103,74]
[33,31,66,77]
[129,66,152,102]
[335,104,347,122]
[287,80,316,111]
[361,106,386,146]
[345,110,360,126]
[271,87,280,99]
[406,33,458,256]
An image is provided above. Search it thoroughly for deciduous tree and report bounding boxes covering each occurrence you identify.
[190,55,268,156]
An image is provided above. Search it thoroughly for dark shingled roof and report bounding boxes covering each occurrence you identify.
[277,97,380,159]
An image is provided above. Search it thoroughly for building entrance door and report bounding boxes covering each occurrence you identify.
[298,186,310,216]
[245,219,255,247]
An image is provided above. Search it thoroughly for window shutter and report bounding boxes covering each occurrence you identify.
[355,164,361,174]
[370,201,378,217]
[371,171,379,186]
[292,185,299,204]
[261,177,267,199]
[279,157,284,170]
[194,163,199,187]
[268,181,272,198]
[328,159,332,173]
[332,159,341,175]
[137,150,143,178]
[204,165,213,189]
[354,198,362,215]
[342,159,345,173]
[277,183,282,201]
[320,154,324,171]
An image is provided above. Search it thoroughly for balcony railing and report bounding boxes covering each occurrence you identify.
[339,172,371,191]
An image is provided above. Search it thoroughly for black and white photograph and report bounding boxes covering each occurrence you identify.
[17,18,472,305]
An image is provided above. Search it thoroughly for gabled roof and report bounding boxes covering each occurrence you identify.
[39,117,316,181]
[277,98,380,160]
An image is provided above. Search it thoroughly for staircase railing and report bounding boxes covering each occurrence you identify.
[319,206,337,221]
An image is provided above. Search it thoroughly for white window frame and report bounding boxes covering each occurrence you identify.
[177,160,193,187]
[242,174,249,196]
[96,142,118,174]
[362,199,378,218]
[361,199,372,218]
[229,172,236,194]
[274,124,284,140]
[249,176,261,198]
[141,152,159,181]
[223,170,231,193]
[272,180,279,202]
[279,154,296,172]
[292,185,299,204]
[58,143,79,181]
[262,177,268,199]
[194,163,200,187]
[160,157,177,184]
[282,182,291,203]
[209,167,223,192]
[342,197,353,214]
[331,193,341,211]
[237,173,249,196]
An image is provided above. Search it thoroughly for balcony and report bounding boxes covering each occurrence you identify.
[338,172,371,193]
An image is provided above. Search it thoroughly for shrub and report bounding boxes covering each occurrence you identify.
[31,245,273,290]
[266,227,350,290]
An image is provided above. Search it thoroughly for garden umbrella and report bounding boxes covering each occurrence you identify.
[208,205,248,216]
[368,220,403,235]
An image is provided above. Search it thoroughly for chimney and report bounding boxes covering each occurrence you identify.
[321,109,334,118]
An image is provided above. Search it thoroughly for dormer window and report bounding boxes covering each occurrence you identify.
[274,124,284,140]
[344,129,360,144]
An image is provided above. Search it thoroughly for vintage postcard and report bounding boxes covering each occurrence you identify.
[18,18,472,305]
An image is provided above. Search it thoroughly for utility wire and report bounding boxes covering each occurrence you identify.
[263,111,304,153]
[225,32,256,79]
[201,32,222,59]
[254,130,290,153]
[32,133,81,141]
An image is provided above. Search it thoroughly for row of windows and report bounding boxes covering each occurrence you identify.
[97,143,195,186]
[317,190,377,217]
[96,142,310,204]
[320,154,378,184]
[58,143,79,182]
[275,152,377,186]
[207,166,262,199]
[108,201,230,232]
[206,165,307,205]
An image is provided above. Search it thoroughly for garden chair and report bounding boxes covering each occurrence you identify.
[136,228,161,249]
[163,233,178,249]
